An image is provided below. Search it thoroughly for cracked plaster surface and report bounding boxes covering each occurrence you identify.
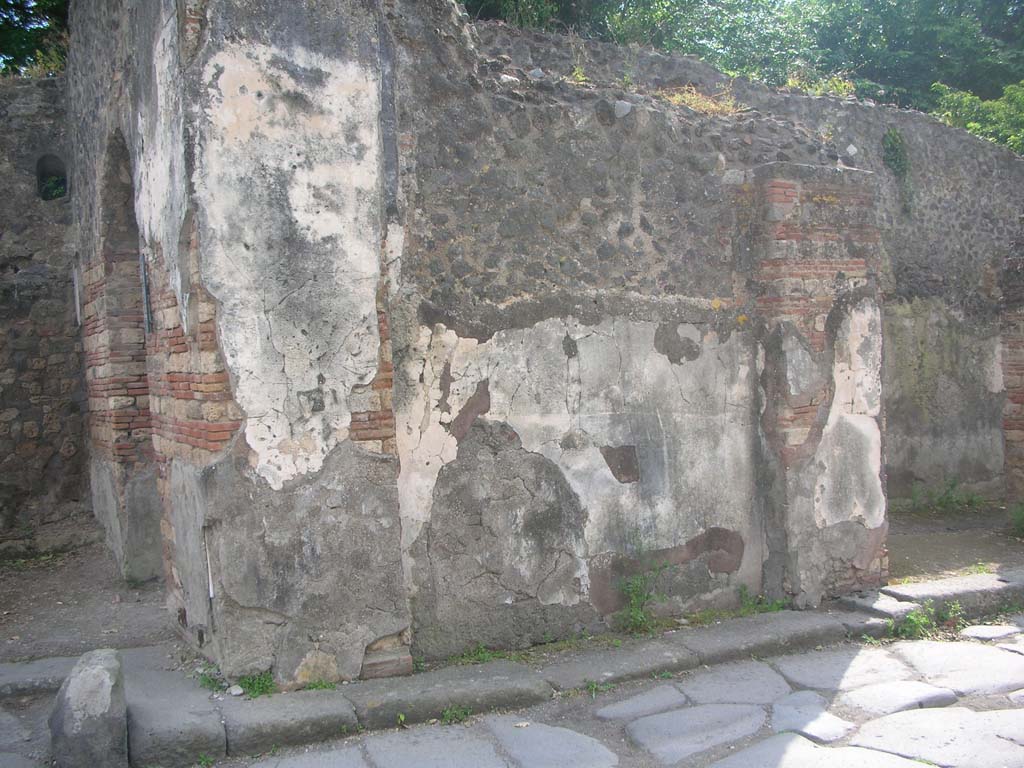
[813,298,885,530]
[195,44,384,489]
[397,316,763,601]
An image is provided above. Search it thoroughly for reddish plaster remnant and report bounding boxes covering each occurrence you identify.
[599,445,641,483]
[589,527,746,614]
[448,378,491,440]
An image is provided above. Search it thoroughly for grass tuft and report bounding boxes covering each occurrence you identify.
[237,670,277,698]
[657,85,743,115]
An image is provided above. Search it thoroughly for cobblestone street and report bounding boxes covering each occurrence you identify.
[230,630,1024,768]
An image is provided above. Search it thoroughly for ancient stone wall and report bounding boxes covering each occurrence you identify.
[0,78,90,558]
[62,0,1022,686]
[471,21,1024,501]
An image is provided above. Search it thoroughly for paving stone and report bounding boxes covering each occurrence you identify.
[709,732,925,768]
[540,641,697,691]
[0,753,36,768]
[1001,637,1024,656]
[880,568,1024,617]
[345,661,551,730]
[48,649,128,768]
[770,690,854,743]
[0,656,77,697]
[364,725,508,768]
[894,640,1024,695]
[221,690,358,756]
[625,704,765,765]
[959,624,1022,640]
[249,747,370,768]
[836,591,921,621]
[671,611,847,665]
[594,685,688,721]
[838,680,957,716]
[121,646,226,767]
[851,706,1024,768]
[771,646,913,691]
[485,715,618,768]
[677,660,790,705]
[0,707,30,745]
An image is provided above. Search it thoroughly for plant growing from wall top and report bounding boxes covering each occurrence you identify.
[882,126,913,214]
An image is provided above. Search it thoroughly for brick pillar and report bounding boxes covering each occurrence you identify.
[82,133,161,581]
[750,163,888,604]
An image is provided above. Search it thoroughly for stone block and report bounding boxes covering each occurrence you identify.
[48,649,128,768]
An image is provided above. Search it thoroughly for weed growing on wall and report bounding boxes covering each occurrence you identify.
[616,562,671,634]
[657,85,743,115]
[882,127,913,213]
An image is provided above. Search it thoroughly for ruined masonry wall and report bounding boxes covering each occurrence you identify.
[62,0,1022,687]
[471,21,1024,501]
[0,78,89,559]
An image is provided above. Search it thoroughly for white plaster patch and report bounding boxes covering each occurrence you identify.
[196,44,383,489]
[813,299,885,528]
[397,317,762,598]
[135,8,189,327]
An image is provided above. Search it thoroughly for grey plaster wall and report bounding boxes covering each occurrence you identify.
[883,300,1004,498]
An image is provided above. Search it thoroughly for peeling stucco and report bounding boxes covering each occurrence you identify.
[195,44,384,489]
[396,316,764,604]
[813,298,885,530]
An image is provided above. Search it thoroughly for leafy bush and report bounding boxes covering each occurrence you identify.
[933,81,1024,154]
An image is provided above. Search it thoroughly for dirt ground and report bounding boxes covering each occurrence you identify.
[0,534,173,664]
[887,504,1024,582]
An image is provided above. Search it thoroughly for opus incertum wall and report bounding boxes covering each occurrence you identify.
[56,0,1024,687]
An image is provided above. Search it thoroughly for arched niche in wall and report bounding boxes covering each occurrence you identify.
[36,154,68,200]
[87,129,163,583]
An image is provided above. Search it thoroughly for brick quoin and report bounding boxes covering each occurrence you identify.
[753,172,888,592]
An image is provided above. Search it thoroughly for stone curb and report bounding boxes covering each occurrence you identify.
[30,593,1020,766]
[880,568,1024,617]
[0,655,78,698]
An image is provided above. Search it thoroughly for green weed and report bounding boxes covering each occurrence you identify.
[888,599,967,639]
[616,562,670,634]
[237,671,276,698]
[449,643,520,665]
[196,755,215,768]
[303,679,336,690]
[440,704,472,725]
[583,679,616,699]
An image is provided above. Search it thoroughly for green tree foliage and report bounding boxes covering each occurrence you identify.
[803,0,1024,108]
[463,0,1024,150]
[1,0,68,74]
[933,80,1024,153]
